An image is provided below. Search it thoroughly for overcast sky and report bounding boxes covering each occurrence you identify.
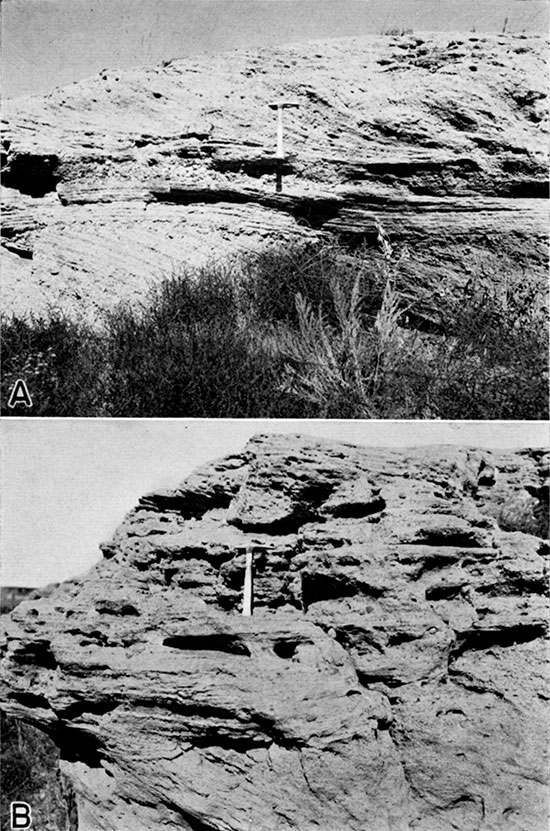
[1,419,547,587]
[3,0,548,97]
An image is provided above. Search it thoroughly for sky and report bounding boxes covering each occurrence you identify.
[3,0,549,97]
[1,419,548,587]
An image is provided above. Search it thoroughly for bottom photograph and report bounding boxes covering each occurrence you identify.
[1,419,548,831]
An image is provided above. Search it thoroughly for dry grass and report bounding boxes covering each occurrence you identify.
[1,236,547,418]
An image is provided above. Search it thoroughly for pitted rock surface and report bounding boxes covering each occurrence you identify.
[2,34,548,322]
[1,435,548,830]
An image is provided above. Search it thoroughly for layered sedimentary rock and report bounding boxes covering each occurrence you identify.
[1,434,548,830]
[2,34,548,321]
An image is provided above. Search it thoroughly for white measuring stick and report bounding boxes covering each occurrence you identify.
[242,548,253,616]
[268,100,300,159]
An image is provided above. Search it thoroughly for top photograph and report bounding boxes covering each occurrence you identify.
[1,0,548,419]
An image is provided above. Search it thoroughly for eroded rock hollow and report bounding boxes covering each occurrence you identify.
[1,435,548,830]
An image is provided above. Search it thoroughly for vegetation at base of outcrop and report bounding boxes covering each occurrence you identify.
[1,436,548,830]
[1,240,547,418]
[0,711,77,831]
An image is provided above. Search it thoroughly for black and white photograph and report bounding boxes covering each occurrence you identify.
[0,419,549,830]
[1,0,548,418]
[1,0,549,829]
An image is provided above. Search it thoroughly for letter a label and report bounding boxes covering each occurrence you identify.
[11,802,32,829]
[7,379,32,409]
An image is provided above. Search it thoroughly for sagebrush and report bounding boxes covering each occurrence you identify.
[1,239,547,418]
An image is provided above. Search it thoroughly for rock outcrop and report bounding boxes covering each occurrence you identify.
[1,434,548,830]
[2,34,548,322]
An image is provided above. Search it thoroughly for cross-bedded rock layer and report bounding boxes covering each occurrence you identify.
[1,435,548,830]
[1,34,548,322]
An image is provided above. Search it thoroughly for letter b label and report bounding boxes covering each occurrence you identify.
[11,802,32,829]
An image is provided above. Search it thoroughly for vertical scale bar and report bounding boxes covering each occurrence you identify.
[276,105,284,158]
[242,547,253,616]
[268,100,300,194]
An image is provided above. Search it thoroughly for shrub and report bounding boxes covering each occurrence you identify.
[0,711,77,831]
[238,241,384,328]
[274,240,547,419]
[1,239,547,419]
[103,313,306,418]
[98,265,312,417]
[427,276,549,419]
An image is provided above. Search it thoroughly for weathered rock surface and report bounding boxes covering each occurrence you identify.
[2,34,548,322]
[1,434,548,830]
